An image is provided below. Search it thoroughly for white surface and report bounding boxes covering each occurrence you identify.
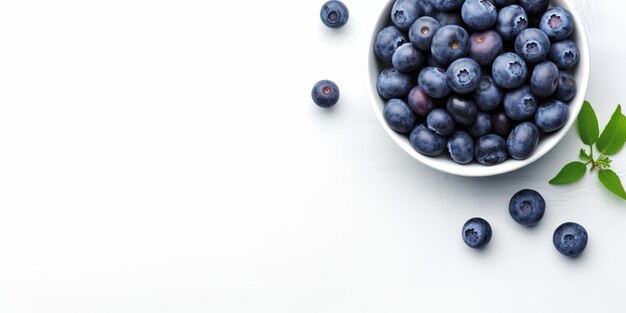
[368,0,590,177]
[0,0,625,312]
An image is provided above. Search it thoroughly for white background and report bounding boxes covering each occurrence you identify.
[1,0,625,312]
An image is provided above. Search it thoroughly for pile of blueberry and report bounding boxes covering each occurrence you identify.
[374,0,579,165]
[463,189,588,257]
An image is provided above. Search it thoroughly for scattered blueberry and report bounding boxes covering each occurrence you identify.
[392,43,426,72]
[436,10,464,26]
[469,30,504,66]
[391,0,421,31]
[514,28,551,64]
[496,5,528,40]
[418,67,452,98]
[473,75,504,111]
[430,25,470,65]
[374,26,408,64]
[377,68,413,100]
[462,217,492,249]
[311,80,340,108]
[427,108,456,136]
[507,122,540,160]
[475,134,508,165]
[320,1,350,29]
[519,0,549,16]
[540,7,574,41]
[410,124,447,156]
[409,17,442,51]
[407,85,436,116]
[503,85,537,121]
[548,40,579,70]
[509,189,545,226]
[384,99,418,133]
[530,61,559,97]
[446,57,482,94]
[432,0,464,12]
[491,111,513,137]
[461,0,498,31]
[553,222,588,257]
[448,130,475,164]
[492,52,528,89]
[553,71,577,102]
[534,100,569,132]
[468,112,493,138]
[446,95,478,126]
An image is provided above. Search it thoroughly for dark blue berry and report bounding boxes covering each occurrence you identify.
[492,52,528,89]
[507,122,540,160]
[446,57,482,94]
[446,95,478,126]
[409,124,447,156]
[553,71,577,102]
[553,222,588,257]
[540,7,574,41]
[509,189,545,226]
[407,86,435,116]
[496,5,528,40]
[475,134,507,165]
[392,43,425,73]
[519,0,549,16]
[384,99,417,133]
[430,25,470,65]
[491,111,512,137]
[462,217,492,249]
[548,40,579,70]
[427,108,456,136]
[448,130,475,164]
[473,75,504,111]
[374,26,408,64]
[468,112,493,138]
[504,85,537,121]
[311,80,340,108]
[461,0,498,31]
[377,68,413,100]
[391,0,421,31]
[469,30,504,66]
[409,17,441,51]
[530,61,559,97]
[418,67,451,98]
[320,1,349,29]
[534,100,569,132]
[515,28,551,64]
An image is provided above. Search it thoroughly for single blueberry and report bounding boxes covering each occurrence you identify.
[407,86,436,116]
[418,67,451,98]
[548,40,580,70]
[409,124,447,156]
[436,10,464,26]
[473,75,504,111]
[374,26,409,64]
[553,222,588,257]
[530,61,559,97]
[391,0,421,31]
[446,95,478,126]
[427,108,456,136]
[509,189,545,226]
[462,217,492,249]
[311,80,340,108]
[553,71,577,102]
[409,17,442,51]
[469,30,504,66]
[540,7,574,41]
[492,52,528,89]
[430,25,470,65]
[392,43,426,72]
[384,99,418,133]
[491,111,513,137]
[461,0,498,31]
[496,5,528,40]
[448,130,475,164]
[534,100,569,132]
[519,0,549,16]
[447,57,482,94]
[475,134,507,165]
[507,122,540,159]
[515,28,551,64]
[503,85,538,121]
[431,0,464,12]
[320,1,350,29]
[377,68,413,100]
[468,112,493,138]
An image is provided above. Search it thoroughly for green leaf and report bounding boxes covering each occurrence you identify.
[596,105,626,155]
[598,169,626,200]
[577,101,599,145]
[579,148,591,161]
[549,161,587,185]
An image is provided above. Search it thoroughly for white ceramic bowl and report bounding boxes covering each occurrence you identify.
[367,0,589,177]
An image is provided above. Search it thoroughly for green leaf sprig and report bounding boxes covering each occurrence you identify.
[550,101,626,200]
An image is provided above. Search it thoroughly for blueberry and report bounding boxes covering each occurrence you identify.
[553,71,577,102]
[311,80,340,108]
[507,122,540,159]
[377,68,413,100]
[418,67,451,98]
[540,7,574,41]
[461,0,498,31]
[514,28,551,64]
[548,40,580,70]
[519,0,549,16]
[409,124,447,156]
[436,11,464,26]
[374,26,409,64]
[448,130,475,164]
[475,134,507,165]
[496,5,528,40]
[320,1,349,29]
[468,112,493,138]
[427,108,456,136]
[553,222,588,257]
[417,0,439,17]
[384,99,418,133]
[462,217,492,249]
[491,111,512,137]
[473,75,504,111]
[534,100,569,133]
[509,189,545,226]
[530,61,559,97]
[492,0,517,7]
[447,57,482,94]
[503,85,537,121]
[391,0,421,31]
[447,95,478,126]
[409,17,442,51]
[430,25,470,65]
[431,0,464,12]
[469,30,504,66]
[407,86,435,117]
[492,52,528,89]
[392,43,426,72]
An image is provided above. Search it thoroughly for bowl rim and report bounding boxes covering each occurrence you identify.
[366,0,590,177]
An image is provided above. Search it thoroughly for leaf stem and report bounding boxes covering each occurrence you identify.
[589,145,597,172]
